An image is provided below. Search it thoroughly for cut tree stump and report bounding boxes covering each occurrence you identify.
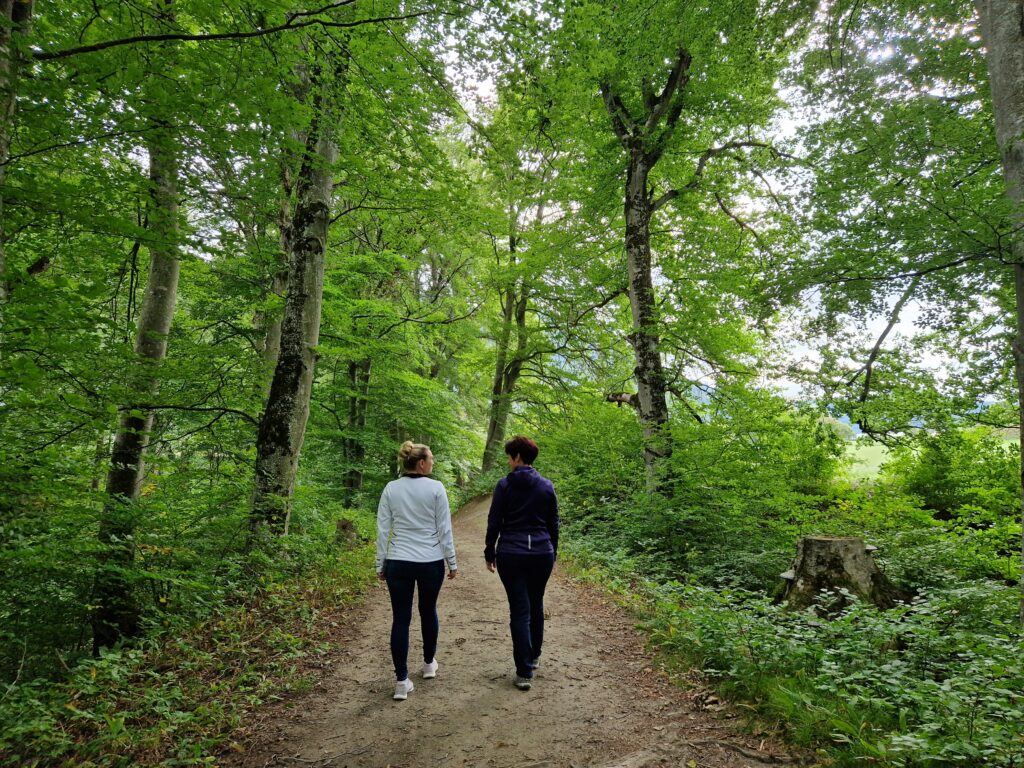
[779,536,910,612]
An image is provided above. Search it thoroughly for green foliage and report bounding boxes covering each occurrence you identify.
[0,504,375,767]
[531,384,853,589]
[5,2,1024,766]
[640,582,1024,767]
[883,429,1019,520]
[874,428,1023,583]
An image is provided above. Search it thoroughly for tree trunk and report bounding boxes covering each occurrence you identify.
[779,536,910,613]
[256,265,289,384]
[624,151,672,488]
[342,359,370,500]
[0,0,33,310]
[482,276,528,471]
[92,126,181,653]
[482,198,545,473]
[251,64,340,534]
[254,163,300,385]
[975,0,1024,624]
[601,52,691,491]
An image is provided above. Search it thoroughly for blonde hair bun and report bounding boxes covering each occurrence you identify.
[398,440,416,462]
[398,440,431,472]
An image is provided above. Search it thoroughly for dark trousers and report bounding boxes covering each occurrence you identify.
[384,559,445,681]
[496,552,555,678]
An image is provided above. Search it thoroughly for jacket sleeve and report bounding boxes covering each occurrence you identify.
[376,485,392,574]
[546,484,560,559]
[484,480,504,563]
[435,484,457,571]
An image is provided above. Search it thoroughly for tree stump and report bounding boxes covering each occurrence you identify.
[334,518,358,549]
[779,536,910,612]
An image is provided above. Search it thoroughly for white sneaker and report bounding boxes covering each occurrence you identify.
[393,678,414,700]
[513,675,532,691]
[421,659,438,679]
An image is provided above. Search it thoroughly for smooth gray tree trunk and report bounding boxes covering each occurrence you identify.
[93,127,181,652]
[482,230,529,472]
[482,199,547,473]
[975,0,1024,624]
[342,359,371,500]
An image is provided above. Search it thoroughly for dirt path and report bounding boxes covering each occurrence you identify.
[225,497,803,768]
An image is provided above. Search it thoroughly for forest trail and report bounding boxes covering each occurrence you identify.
[224,496,803,768]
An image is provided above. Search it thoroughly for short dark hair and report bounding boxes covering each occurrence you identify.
[504,435,538,465]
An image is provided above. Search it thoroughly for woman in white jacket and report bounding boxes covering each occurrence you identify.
[376,440,458,700]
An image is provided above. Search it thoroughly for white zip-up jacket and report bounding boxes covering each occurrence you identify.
[376,475,457,574]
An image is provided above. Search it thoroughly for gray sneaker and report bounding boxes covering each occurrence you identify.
[514,675,532,691]
[393,678,414,700]
[527,657,540,670]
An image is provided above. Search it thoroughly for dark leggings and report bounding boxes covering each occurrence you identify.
[496,552,555,678]
[384,559,445,681]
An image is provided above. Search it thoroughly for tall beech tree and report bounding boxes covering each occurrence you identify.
[93,123,181,651]
[478,125,553,472]
[250,34,345,536]
[599,49,688,485]
[91,0,185,651]
[540,0,813,487]
[975,0,1024,622]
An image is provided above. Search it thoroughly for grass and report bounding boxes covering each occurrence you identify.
[845,439,890,480]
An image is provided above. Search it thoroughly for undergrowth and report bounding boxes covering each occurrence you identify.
[562,538,1024,767]
[0,513,375,767]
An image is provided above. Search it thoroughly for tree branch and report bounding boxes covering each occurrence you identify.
[600,83,635,146]
[644,47,691,135]
[126,404,259,426]
[34,7,440,61]
[606,391,639,409]
[845,276,921,432]
[652,189,678,211]
[715,192,768,250]
[685,141,772,190]
[817,251,995,285]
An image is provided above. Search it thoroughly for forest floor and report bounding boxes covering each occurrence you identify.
[221,496,810,768]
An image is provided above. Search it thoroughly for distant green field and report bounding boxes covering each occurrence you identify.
[845,440,891,480]
[844,431,1020,480]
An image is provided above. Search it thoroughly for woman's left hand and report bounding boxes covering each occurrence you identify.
[447,569,459,580]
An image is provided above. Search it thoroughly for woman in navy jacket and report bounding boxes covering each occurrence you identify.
[484,435,560,690]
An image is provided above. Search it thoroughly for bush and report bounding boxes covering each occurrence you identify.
[0,500,376,767]
[641,581,1024,766]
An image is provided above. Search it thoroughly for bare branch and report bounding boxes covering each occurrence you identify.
[844,276,921,435]
[127,404,259,426]
[652,189,678,212]
[34,7,442,62]
[715,192,768,250]
[606,392,639,409]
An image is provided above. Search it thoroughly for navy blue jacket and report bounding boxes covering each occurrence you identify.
[484,466,560,562]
